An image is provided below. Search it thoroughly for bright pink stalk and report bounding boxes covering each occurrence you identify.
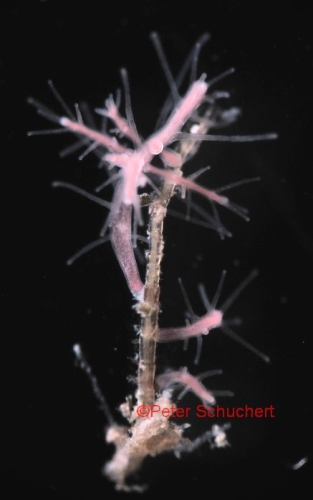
[155,309,223,342]
[156,367,216,406]
[59,117,125,153]
[110,203,144,300]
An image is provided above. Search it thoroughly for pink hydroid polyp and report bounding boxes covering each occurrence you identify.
[155,309,223,342]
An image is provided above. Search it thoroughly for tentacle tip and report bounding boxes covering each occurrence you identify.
[263,355,271,364]
[251,268,260,278]
[59,117,68,126]
[72,344,81,356]
[269,133,278,140]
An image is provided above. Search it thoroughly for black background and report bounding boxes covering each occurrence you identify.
[2,1,311,498]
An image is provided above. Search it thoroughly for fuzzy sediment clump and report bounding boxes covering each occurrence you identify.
[104,391,187,491]
[104,389,229,492]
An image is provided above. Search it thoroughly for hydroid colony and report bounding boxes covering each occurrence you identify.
[29,33,275,492]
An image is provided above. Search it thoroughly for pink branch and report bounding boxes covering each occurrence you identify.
[98,96,142,145]
[110,203,144,299]
[146,165,229,206]
[155,309,223,342]
[156,368,216,406]
[146,79,208,151]
[60,117,125,153]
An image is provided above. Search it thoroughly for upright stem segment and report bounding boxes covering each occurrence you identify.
[136,130,204,405]
[137,179,177,405]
